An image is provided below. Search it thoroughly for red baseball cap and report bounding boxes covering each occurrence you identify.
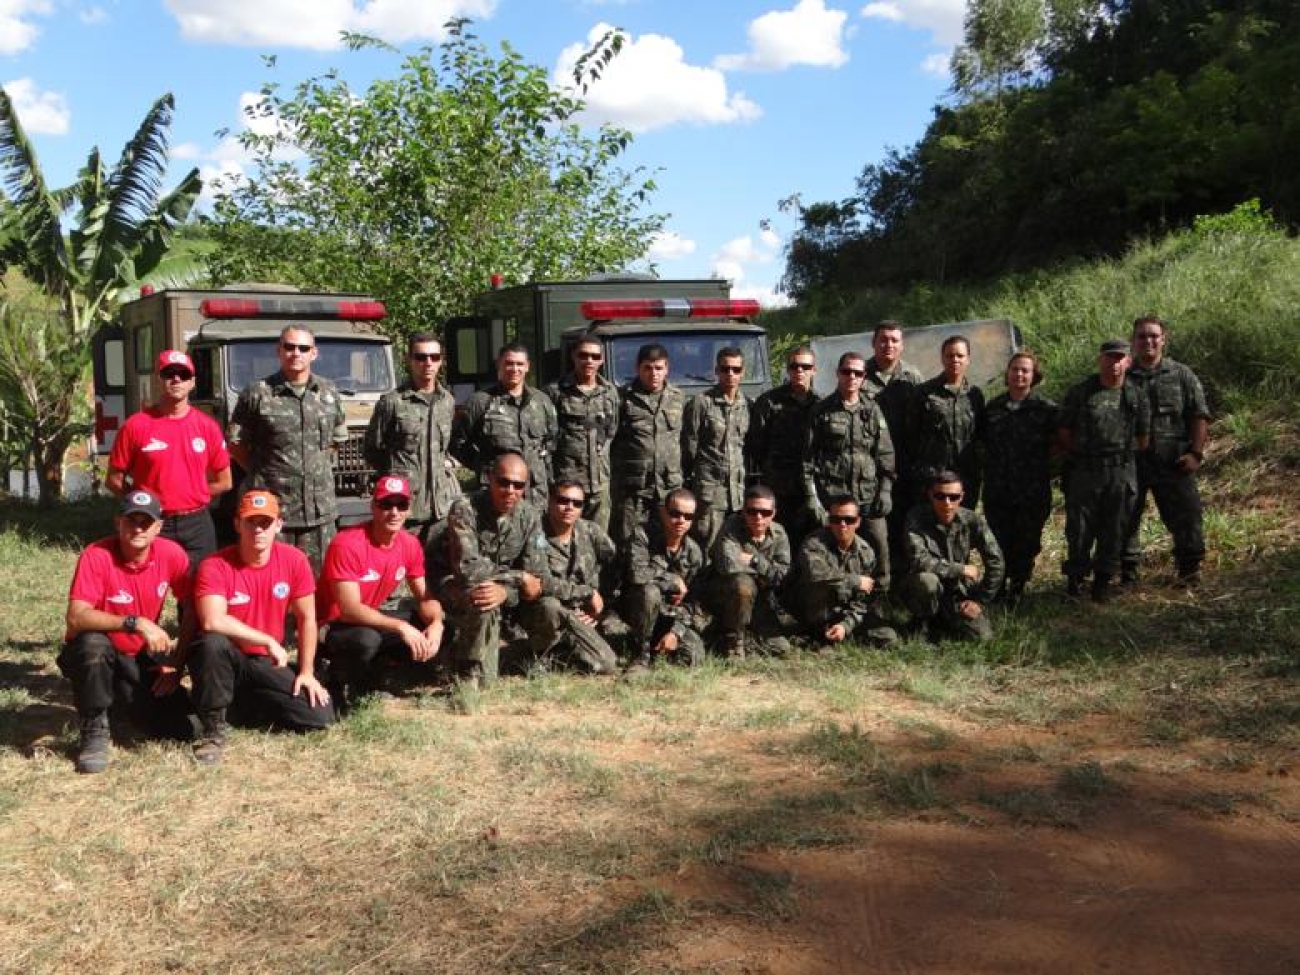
[157,349,195,376]
[373,475,412,503]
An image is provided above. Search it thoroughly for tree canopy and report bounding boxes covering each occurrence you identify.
[208,19,665,334]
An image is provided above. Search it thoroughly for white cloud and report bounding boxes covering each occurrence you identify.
[711,231,781,287]
[171,141,204,160]
[79,5,108,25]
[646,231,696,262]
[2,77,69,134]
[555,23,761,133]
[920,51,950,76]
[733,282,794,310]
[860,0,966,48]
[714,0,850,72]
[0,0,52,54]
[163,0,495,50]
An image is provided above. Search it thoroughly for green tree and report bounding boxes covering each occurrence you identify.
[0,92,201,504]
[208,20,664,333]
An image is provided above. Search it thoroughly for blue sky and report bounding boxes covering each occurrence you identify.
[3,0,968,307]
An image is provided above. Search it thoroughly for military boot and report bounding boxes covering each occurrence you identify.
[1065,576,1085,598]
[1176,561,1202,588]
[1091,574,1113,604]
[192,709,229,767]
[1118,565,1140,590]
[75,710,111,774]
[721,631,746,661]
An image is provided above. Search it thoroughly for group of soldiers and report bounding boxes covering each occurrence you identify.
[59,315,1209,774]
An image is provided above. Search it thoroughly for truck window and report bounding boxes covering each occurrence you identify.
[224,340,393,394]
[192,347,215,400]
[133,326,156,375]
[104,337,125,388]
[605,333,767,390]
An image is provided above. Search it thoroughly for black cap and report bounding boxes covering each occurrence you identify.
[120,489,163,521]
[1099,339,1130,356]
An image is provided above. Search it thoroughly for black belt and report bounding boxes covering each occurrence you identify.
[164,506,208,518]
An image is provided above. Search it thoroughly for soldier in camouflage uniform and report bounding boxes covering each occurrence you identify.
[515,479,620,674]
[1122,315,1211,586]
[425,453,550,686]
[609,343,687,546]
[545,337,620,532]
[364,332,461,546]
[228,325,346,572]
[1058,340,1150,602]
[899,472,1004,643]
[682,346,750,552]
[981,351,1059,601]
[907,335,985,510]
[747,345,819,549]
[621,488,706,670]
[863,322,926,565]
[704,485,792,659]
[794,496,897,648]
[803,351,896,591]
[452,342,557,508]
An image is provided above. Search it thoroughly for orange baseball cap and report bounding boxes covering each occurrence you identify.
[237,490,281,520]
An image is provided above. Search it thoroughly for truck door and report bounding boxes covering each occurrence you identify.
[444,315,499,404]
[91,325,125,455]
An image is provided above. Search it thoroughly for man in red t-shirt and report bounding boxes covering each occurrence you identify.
[188,490,334,765]
[107,349,233,573]
[318,475,444,711]
[58,488,195,773]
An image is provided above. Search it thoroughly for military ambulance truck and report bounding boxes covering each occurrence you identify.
[443,275,772,400]
[92,285,397,524]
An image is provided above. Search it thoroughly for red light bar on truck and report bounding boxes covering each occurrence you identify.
[200,298,388,321]
[579,298,761,321]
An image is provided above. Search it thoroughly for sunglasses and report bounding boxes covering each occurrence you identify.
[744,507,775,518]
[788,362,814,371]
[281,342,314,353]
[828,514,859,525]
[666,508,696,521]
[376,499,410,511]
[932,491,963,502]
[718,365,744,375]
[576,351,603,361]
[838,367,865,378]
[159,369,192,381]
[553,496,584,508]
[495,477,528,491]
[410,352,442,362]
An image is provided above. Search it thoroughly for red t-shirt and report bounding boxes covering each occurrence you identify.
[66,536,192,656]
[195,542,315,655]
[109,406,231,514]
[317,524,424,623]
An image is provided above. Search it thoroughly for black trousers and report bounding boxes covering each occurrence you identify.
[161,508,218,576]
[321,615,417,692]
[56,633,194,739]
[187,634,335,731]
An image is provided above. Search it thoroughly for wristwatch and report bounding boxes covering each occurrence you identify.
[123,615,139,634]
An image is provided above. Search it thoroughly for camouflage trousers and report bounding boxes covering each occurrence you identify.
[1063,460,1135,580]
[798,583,894,646]
[620,584,705,665]
[898,572,993,643]
[443,585,556,684]
[984,487,1052,583]
[515,597,618,674]
[857,514,891,593]
[281,521,337,576]
[704,574,785,638]
[690,498,737,555]
[582,485,613,535]
[1123,455,1205,573]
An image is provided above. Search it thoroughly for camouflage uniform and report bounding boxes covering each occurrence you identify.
[803,394,896,590]
[899,505,1004,642]
[544,374,620,532]
[364,380,461,544]
[1059,376,1149,583]
[426,492,551,683]
[621,523,705,665]
[452,384,558,507]
[907,376,985,509]
[794,527,894,645]
[746,384,818,546]
[1123,357,1210,577]
[516,519,619,674]
[228,370,346,571]
[981,391,1059,590]
[863,359,925,560]
[682,387,750,551]
[704,512,791,653]
[609,381,687,545]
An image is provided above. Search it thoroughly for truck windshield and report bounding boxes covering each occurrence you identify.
[605,333,768,390]
[225,339,393,394]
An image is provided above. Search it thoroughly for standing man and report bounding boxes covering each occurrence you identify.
[1059,339,1150,602]
[317,476,444,712]
[188,491,335,766]
[705,485,792,659]
[622,489,707,671]
[609,343,687,546]
[899,472,1004,643]
[545,337,620,531]
[427,452,549,687]
[794,496,897,649]
[803,351,896,591]
[107,350,233,572]
[364,331,461,546]
[452,342,557,508]
[1122,315,1211,586]
[228,325,347,572]
[58,489,195,773]
[515,479,620,675]
[862,322,925,560]
[747,345,819,548]
[682,346,750,551]
[908,335,985,510]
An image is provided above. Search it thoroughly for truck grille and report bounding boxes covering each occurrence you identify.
[335,432,375,497]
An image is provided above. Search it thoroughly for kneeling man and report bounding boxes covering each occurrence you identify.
[705,484,792,658]
[622,489,707,670]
